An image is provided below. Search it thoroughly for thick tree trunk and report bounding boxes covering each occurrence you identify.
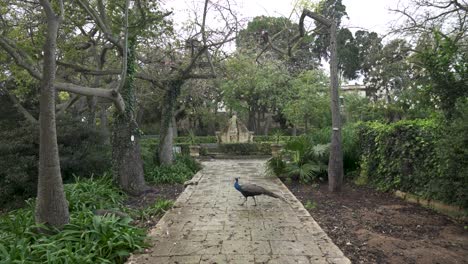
[112,117,146,195]
[111,39,147,195]
[35,1,69,228]
[172,115,178,138]
[327,22,344,192]
[86,96,97,126]
[158,82,181,165]
[99,106,110,144]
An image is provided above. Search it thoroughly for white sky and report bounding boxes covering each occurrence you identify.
[165,0,407,37]
[163,0,408,83]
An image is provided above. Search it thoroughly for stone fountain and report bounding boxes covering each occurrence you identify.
[215,114,254,143]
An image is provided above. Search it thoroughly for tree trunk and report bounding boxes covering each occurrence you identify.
[158,82,182,165]
[172,115,178,138]
[256,111,262,135]
[292,125,297,136]
[112,118,146,195]
[35,1,69,228]
[99,106,110,144]
[248,107,256,132]
[111,39,147,195]
[263,114,271,135]
[327,22,344,192]
[86,96,97,126]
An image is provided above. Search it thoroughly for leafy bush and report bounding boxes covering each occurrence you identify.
[218,143,271,155]
[253,135,293,143]
[266,157,287,176]
[358,118,468,208]
[0,117,110,208]
[132,199,174,222]
[145,155,201,184]
[173,136,217,144]
[433,99,468,207]
[0,176,146,263]
[282,136,328,183]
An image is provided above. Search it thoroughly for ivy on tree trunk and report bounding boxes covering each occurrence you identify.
[111,38,147,195]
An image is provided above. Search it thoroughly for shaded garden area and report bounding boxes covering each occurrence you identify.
[1,0,467,262]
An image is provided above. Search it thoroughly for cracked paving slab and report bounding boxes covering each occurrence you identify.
[127,159,350,264]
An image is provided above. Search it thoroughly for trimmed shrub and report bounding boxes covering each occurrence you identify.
[218,143,271,155]
[358,119,467,208]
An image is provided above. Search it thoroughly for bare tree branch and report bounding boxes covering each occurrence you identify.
[54,82,125,112]
[117,0,130,92]
[57,61,120,75]
[2,87,38,124]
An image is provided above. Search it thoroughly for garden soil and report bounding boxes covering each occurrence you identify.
[285,181,468,264]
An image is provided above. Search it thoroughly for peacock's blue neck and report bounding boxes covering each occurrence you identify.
[234,179,242,191]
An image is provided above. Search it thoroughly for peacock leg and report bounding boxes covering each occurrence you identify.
[252,196,257,206]
[240,197,247,206]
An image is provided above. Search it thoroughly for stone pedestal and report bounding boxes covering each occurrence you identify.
[189,145,200,157]
[271,143,283,157]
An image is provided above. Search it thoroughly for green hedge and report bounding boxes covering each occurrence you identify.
[253,135,293,143]
[173,136,217,144]
[218,143,271,155]
[358,119,467,208]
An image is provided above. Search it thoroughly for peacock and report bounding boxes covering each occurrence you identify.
[234,177,286,206]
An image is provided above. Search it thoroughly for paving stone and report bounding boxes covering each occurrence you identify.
[254,255,311,264]
[127,159,348,263]
[170,240,222,256]
[327,257,352,264]
[222,240,271,255]
[200,254,228,264]
[251,229,296,241]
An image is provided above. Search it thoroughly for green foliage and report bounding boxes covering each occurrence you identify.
[418,31,468,118]
[358,118,468,208]
[282,136,328,183]
[253,135,292,143]
[266,157,287,176]
[218,143,271,155]
[0,117,111,208]
[0,176,146,263]
[174,136,217,144]
[65,175,124,212]
[304,200,317,210]
[434,99,468,207]
[145,155,201,184]
[280,69,330,129]
[131,199,173,222]
[221,54,289,119]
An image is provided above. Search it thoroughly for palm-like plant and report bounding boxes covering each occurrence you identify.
[283,136,329,183]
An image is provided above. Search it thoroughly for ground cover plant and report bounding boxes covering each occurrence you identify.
[0,174,182,263]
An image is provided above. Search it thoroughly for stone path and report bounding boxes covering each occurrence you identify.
[128,159,350,264]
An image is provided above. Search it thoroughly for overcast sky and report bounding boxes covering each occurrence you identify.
[164,0,407,36]
[163,0,408,83]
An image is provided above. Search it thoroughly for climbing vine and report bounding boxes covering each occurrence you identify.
[357,119,467,208]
